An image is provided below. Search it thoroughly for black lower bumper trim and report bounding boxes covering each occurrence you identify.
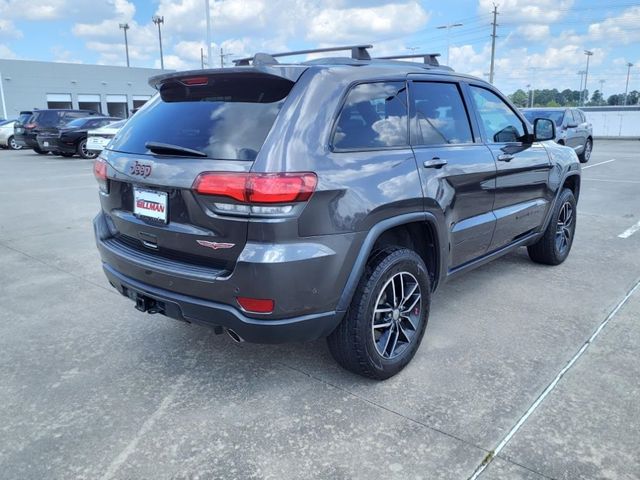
[103,263,342,344]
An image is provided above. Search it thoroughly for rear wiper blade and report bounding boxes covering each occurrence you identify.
[145,141,207,157]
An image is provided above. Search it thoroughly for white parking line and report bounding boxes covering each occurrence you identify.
[468,279,640,480]
[619,221,640,239]
[583,178,640,184]
[582,159,616,170]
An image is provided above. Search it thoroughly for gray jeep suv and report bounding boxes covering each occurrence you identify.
[522,107,593,163]
[93,45,581,379]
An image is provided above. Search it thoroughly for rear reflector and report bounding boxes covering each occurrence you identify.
[236,297,274,314]
[193,172,317,204]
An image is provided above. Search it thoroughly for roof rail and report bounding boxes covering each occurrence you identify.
[233,44,372,66]
[377,53,441,67]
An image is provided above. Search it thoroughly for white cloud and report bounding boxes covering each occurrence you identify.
[307,2,429,43]
[587,6,640,45]
[478,0,574,23]
[517,24,550,41]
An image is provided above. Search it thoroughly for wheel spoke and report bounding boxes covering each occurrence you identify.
[400,313,417,331]
[373,321,393,329]
[398,323,412,343]
[402,294,421,315]
[380,326,394,356]
[387,328,400,358]
[400,282,419,308]
[374,307,393,314]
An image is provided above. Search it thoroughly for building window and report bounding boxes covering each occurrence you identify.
[132,95,151,110]
[106,94,128,118]
[46,93,72,109]
[78,94,101,113]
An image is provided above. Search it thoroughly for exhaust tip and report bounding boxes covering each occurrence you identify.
[226,329,244,343]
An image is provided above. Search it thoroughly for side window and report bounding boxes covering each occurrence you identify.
[574,110,584,124]
[412,82,473,145]
[470,86,526,143]
[332,82,408,150]
[566,110,576,126]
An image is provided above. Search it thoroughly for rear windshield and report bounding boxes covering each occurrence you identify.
[65,118,91,128]
[32,111,62,127]
[109,75,293,161]
[523,110,564,126]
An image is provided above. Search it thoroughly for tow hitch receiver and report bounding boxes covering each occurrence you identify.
[134,294,162,314]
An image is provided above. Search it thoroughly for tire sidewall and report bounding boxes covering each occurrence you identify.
[78,139,97,159]
[8,136,21,150]
[553,190,577,262]
[357,251,431,378]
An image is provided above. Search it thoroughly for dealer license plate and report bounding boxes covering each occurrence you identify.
[133,187,168,223]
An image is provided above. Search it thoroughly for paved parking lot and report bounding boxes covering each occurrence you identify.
[1,141,639,480]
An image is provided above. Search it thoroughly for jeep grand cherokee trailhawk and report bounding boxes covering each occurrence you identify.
[93,45,581,379]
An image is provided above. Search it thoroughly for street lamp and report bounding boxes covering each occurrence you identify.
[119,23,130,67]
[436,23,463,65]
[577,70,586,105]
[582,50,593,106]
[624,62,634,106]
[152,15,164,70]
[599,79,606,105]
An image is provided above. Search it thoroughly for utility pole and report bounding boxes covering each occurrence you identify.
[489,3,499,84]
[599,79,606,105]
[205,0,212,69]
[624,62,634,106]
[583,50,593,106]
[152,15,164,70]
[219,48,233,68]
[436,23,463,65]
[201,48,205,69]
[119,23,130,67]
[577,70,586,106]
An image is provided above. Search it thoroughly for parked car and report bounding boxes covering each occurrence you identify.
[13,111,34,147]
[36,116,121,159]
[86,119,127,153]
[0,120,22,150]
[521,108,593,162]
[15,109,100,154]
[93,46,581,379]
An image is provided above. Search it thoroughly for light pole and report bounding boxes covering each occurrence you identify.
[582,50,593,106]
[437,23,463,65]
[152,15,164,70]
[119,23,130,67]
[599,79,606,105]
[624,62,634,106]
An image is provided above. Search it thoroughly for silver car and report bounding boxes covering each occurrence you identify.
[522,108,593,163]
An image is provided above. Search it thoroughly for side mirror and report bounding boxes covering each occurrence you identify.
[534,118,555,142]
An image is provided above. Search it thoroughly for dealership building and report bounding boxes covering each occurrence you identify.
[0,59,167,120]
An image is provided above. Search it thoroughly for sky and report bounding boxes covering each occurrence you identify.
[0,0,638,96]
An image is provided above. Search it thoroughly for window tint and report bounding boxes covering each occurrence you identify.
[412,82,472,145]
[65,118,91,128]
[574,110,585,123]
[332,82,408,150]
[470,86,526,143]
[566,110,576,126]
[110,81,290,161]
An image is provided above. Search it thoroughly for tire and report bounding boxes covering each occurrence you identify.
[60,152,75,158]
[7,136,22,150]
[33,146,47,155]
[527,188,577,265]
[327,247,431,380]
[578,138,592,163]
[77,138,97,159]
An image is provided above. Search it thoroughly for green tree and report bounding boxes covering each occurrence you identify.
[627,90,639,105]
[607,94,623,105]
[509,89,529,107]
[589,89,603,105]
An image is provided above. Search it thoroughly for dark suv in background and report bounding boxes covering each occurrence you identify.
[522,108,593,162]
[15,109,100,153]
[36,116,121,159]
[93,45,581,379]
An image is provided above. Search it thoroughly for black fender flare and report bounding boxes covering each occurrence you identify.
[540,170,581,233]
[335,212,443,313]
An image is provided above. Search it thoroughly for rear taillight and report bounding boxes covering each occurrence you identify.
[24,123,36,129]
[93,157,109,193]
[193,172,317,204]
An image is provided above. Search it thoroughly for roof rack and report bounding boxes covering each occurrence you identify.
[377,53,441,67]
[233,44,372,66]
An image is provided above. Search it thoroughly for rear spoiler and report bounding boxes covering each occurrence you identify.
[148,66,308,90]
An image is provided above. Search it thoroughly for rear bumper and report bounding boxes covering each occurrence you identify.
[102,264,341,343]
[37,137,75,153]
[15,134,36,148]
[93,211,355,343]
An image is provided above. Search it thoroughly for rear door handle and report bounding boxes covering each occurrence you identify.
[497,154,514,162]
[423,158,448,169]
